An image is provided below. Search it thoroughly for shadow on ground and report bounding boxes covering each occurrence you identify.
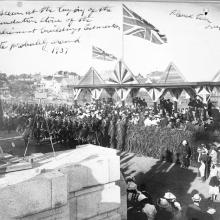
[120,151,220,220]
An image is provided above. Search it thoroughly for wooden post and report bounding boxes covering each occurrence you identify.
[122,100,125,107]
[174,101,178,112]
[74,100,78,107]
[153,102,158,114]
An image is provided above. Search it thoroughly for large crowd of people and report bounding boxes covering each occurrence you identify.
[0,96,216,149]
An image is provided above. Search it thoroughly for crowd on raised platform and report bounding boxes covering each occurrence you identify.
[0,96,216,148]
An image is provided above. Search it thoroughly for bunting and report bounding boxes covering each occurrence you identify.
[73,89,81,101]
[195,86,213,103]
[115,88,131,101]
[184,88,196,99]
[169,88,183,102]
[90,88,103,100]
[109,60,138,84]
[146,88,164,102]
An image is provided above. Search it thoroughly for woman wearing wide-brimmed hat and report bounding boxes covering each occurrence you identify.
[163,192,182,220]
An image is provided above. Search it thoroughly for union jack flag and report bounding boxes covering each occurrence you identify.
[92,46,117,61]
[123,4,167,44]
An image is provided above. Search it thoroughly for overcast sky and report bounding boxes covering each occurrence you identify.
[0,1,220,82]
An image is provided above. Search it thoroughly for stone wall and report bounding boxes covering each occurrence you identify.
[0,145,126,220]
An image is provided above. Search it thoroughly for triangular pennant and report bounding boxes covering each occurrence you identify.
[115,88,131,101]
[195,86,212,95]
[109,60,138,84]
[169,88,183,102]
[90,89,103,100]
[195,86,212,103]
[146,88,164,102]
[73,89,81,100]
[184,88,196,99]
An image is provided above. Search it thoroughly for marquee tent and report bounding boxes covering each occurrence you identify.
[76,67,105,101]
[159,62,186,83]
[78,67,105,86]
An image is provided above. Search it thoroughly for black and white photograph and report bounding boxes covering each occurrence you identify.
[0,0,220,219]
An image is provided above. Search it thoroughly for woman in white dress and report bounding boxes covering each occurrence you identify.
[197,146,208,181]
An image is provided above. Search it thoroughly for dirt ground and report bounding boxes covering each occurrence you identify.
[120,151,220,220]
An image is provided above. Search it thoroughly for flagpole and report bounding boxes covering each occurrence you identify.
[150,31,152,43]
[122,3,124,62]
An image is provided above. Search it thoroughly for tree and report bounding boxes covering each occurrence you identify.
[0,72,8,86]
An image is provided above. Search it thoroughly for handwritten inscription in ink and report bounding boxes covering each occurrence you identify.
[169,9,218,31]
[0,5,120,54]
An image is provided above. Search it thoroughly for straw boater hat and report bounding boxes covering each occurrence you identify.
[157,198,170,208]
[164,192,176,201]
[192,194,201,202]
[127,181,137,191]
[182,140,187,146]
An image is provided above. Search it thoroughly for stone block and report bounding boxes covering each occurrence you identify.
[88,212,108,220]
[0,176,51,218]
[116,173,127,220]
[69,196,77,220]
[108,156,120,182]
[77,190,100,220]
[42,170,68,208]
[21,205,69,220]
[104,213,121,220]
[74,184,103,197]
[83,157,109,186]
[59,164,88,193]
[98,185,121,214]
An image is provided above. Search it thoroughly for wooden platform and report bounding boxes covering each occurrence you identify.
[0,155,32,174]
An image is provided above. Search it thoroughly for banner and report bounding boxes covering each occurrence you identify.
[73,89,81,100]
[90,88,103,100]
[195,86,213,103]
[169,88,183,102]
[115,88,131,101]
[146,88,164,102]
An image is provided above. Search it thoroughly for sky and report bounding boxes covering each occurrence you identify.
[0,1,220,81]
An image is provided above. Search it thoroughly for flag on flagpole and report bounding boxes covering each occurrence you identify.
[92,46,117,61]
[123,4,167,44]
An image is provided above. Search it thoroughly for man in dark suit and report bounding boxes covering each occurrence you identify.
[179,140,191,168]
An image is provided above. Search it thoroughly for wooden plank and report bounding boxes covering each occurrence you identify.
[0,161,32,174]
[70,81,220,89]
